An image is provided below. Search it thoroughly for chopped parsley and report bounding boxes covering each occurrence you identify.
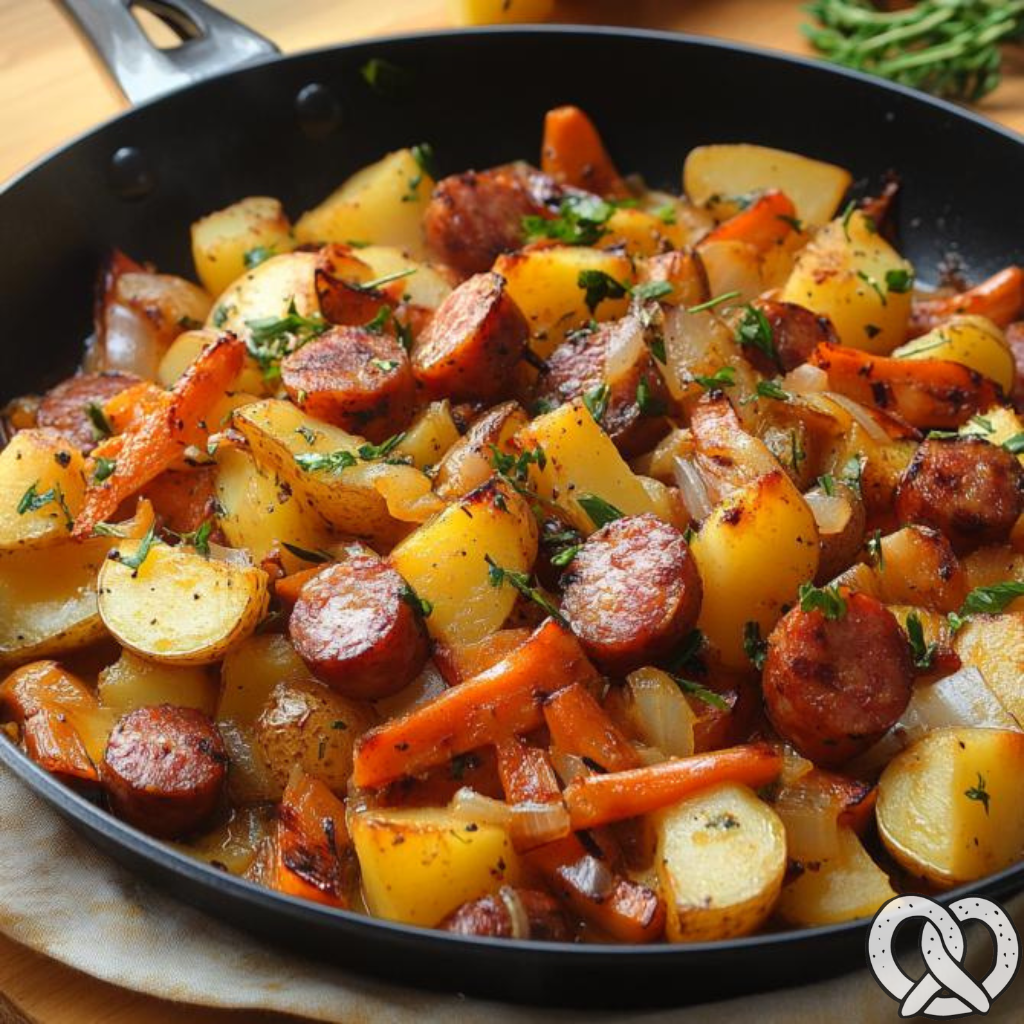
[631,280,674,304]
[735,304,779,369]
[550,544,581,568]
[693,366,737,391]
[522,194,615,247]
[490,444,546,484]
[282,542,332,564]
[399,582,432,618]
[840,200,857,242]
[964,772,990,815]
[16,481,72,529]
[687,290,741,314]
[905,611,937,670]
[582,382,610,423]
[246,298,328,376]
[1004,433,1024,454]
[364,306,392,334]
[243,245,275,270]
[576,494,624,529]
[93,456,117,483]
[85,402,113,440]
[968,414,995,435]
[294,432,406,473]
[743,621,768,670]
[673,676,729,711]
[360,57,414,98]
[636,377,667,416]
[743,379,791,404]
[653,203,677,225]
[841,454,864,498]
[866,529,884,570]
[949,581,1024,633]
[798,582,847,620]
[817,473,835,496]
[885,268,914,294]
[485,555,565,625]
[577,269,628,314]
[857,270,887,305]
[108,521,158,574]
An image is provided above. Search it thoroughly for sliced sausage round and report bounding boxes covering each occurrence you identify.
[763,592,913,766]
[745,299,839,375]
[281,326,415,443]
[439,888,571,941]
[37,371,141,453]
[411,272,528,401]
[895,436,1024,553]
[560,514,703,676]
[424,164,558,276]
[289,557,430,700]
[102,704,227,838]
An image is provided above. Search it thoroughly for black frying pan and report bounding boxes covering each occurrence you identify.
[1,0,1023,1008]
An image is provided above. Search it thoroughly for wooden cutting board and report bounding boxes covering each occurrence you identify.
[0,1,1021,1021]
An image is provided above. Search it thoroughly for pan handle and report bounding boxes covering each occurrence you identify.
[60,0,279,105]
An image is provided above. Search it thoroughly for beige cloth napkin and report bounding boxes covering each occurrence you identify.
[2,762,1023,1023]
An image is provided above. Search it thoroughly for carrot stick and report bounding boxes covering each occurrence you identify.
[542,683,641,773]
[702,190,798,252]
[434,628,531,686]
[911,266,1024,336]
[353,619,598,788]
[273,566,322,609]
[540,105,628,198]
[272,770,349,907]
[73,335,244,537]
[564,743,783,831]
[809,341,1000,429]
[495,737,562,804]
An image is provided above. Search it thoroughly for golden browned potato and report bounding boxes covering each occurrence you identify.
[433,401,528,500]
[98,649,218,717]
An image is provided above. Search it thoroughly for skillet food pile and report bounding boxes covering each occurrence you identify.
[2,105,1024,945]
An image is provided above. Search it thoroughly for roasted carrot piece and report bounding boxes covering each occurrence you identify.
[140,466,217,535]
[271,770,350,908]
[542,684,641,773]
[563,743,783,831]
[910,266,1024,336]
[540,105,628,198]
[273,566,323,609]
[0,661,101,787]
[353,619,598,788]
[102,381,166,434]
[809,342,1000,429]
[73,334,244,538]
[434,628,532,687]
[495,737,562,805]
[702,190,798,252]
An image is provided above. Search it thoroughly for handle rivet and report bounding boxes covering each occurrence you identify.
[108,146,155,200]
[295,82,342,139]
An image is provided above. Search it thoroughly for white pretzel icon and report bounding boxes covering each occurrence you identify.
[867,895,1020,1017]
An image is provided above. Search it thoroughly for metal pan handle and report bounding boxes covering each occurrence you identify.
[60,0,279,105]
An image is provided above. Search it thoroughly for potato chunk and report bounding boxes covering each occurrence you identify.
[877,726,1024,888]
[98,540,269,664]
[98,649,217,717]
[656,783,786,942]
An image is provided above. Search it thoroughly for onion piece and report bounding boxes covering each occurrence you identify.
[604,313,646,382]
[778,744,815,787]
[823,392,892,444]
[673,455,713,521]
[625,667,695,759]
[448,788,570,849]
[209,542,254,567]
[784,363,828,396]
[850,666,1021,775]
[774,780,841,862]
[804,490,853,537]
[549,749,590,786]
[449,787,511,827]
[498,886,530,940]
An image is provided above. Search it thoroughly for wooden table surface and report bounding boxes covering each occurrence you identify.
[0,1,1022,1021]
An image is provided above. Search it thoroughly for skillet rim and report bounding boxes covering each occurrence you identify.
[0,22,1022,971]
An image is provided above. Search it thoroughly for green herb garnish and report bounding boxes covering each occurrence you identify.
[798,582,847,620]
[577,494,624,529]
[485,555,566,625]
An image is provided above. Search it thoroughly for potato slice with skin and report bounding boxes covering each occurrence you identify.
[389,480,538,646]
[0,430,86,552]
[657,782,786,942]
[781,211,912,354]
[892,315,1014,392]
[191,196,295,299]
[98,649,217,717]
[434,401,527,500]
[684,144,852,228]
[294,149,434,259]
[877,726,1024,888]
[98,541,269,665]
[494,246,634,359]
[691,470,819,668]
[218,633,311,727]
[514,399,662,534]
[351,806,519,927]
[776,827,896,926]
[954,613,1024,724]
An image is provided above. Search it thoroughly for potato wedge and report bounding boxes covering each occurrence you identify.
[353,245,453,312]
[954,613,1024,724]
[98,540,269,664]
[683,144,852,228]
[98,649,217,716]
[691,470,819,668]
[294,149,434,258]
[656,782,786,942]
[877,726,1024,888]
[434,401,527,500]
[776,827,896,926]
[392,400,460,471]
[494,246,634,358]
[780,210,912,354]
[351,806,518,926]
[158,328,265,394]
[513,399,662,534]
[214,447,337,572]
[218,633,309,726]
[892,315,1014,392]
[389,481,538,645]
[871,525,967,613]
[191,196,295,298]
[0,430,85,552]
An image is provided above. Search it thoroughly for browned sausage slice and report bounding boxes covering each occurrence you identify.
[895,437,1024,553]
[289,557,430,699]
[280,326,415,443]
[560,513,703,675]
[744,299,839,375]
[763,592,913,766]
[411,272,528,401]
[37,371,141,453]
[102,705,227,838]
[423,163,561,276]
[439,887,572,941]
[534,314,671,457]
